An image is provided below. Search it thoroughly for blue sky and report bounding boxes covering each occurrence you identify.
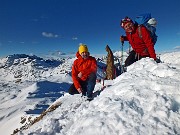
[0,0,180,57]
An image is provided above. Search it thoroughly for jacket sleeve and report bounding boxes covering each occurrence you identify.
[141,27,156,60]
[81,58,97,77]
[72,61,81,89]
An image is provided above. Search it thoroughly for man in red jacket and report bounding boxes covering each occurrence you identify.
[120,17,157,67]
[68,44,97,100]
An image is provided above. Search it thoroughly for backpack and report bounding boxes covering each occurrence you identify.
[134,13,158,44]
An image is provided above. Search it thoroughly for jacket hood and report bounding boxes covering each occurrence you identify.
[76,51,81,58]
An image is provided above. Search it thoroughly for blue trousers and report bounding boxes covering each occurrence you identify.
[68,72,97,98]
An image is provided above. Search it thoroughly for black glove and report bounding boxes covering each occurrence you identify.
[120,35,125,44]
[155,58,161,63]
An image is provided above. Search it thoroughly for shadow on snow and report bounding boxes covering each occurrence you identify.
[26,81,71,114]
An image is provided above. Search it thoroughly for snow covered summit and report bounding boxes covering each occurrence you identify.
[0,52,180,135]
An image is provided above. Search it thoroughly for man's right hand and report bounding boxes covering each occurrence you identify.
[78,72,82,78]
[77,88,82,93]
[120,35,125,43]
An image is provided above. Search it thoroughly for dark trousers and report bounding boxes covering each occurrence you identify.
[68,72,97,98]
[125,50,149,67]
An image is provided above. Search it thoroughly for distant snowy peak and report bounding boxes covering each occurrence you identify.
[0,54,61,69]
[160,52,180,65]
[113,51,128,58]
[0,54,72,82]
[47,51,66,58]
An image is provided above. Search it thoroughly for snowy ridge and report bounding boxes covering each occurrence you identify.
[0,53,106,135]
[0,52,180,135]
[22,55,180,135]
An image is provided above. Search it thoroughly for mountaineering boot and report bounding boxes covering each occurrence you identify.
[87,97,93,101]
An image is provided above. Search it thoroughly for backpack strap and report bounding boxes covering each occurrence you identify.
[137,25,149,55]
[138,25,142,39]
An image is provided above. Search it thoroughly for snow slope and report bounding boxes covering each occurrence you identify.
[0,52,180,135]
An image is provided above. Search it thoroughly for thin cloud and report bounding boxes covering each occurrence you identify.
[72,37,78,40]
[32,19,39,22]
[174,46,180,50]
[42,32,59,38]
[32,41,39,44]
[8,41,13,43]
[32,15,48,22]
[40,15,48,19]
[48,50,66,57]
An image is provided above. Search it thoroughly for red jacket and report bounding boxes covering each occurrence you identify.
[125,25,156,60]
[72,52,97,89]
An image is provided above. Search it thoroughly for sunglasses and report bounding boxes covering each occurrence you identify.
[122,18,132,22]
[121,17,132,27]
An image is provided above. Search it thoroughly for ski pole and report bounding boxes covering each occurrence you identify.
[121,41,124,64]
[121,36,124,73]
[128,43,131,54]
[101,67,106,90]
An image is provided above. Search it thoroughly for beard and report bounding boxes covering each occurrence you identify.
[81,53,89,59]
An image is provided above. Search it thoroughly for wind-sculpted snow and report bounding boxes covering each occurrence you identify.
[0,52,180,135]
[21,54,180,135]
